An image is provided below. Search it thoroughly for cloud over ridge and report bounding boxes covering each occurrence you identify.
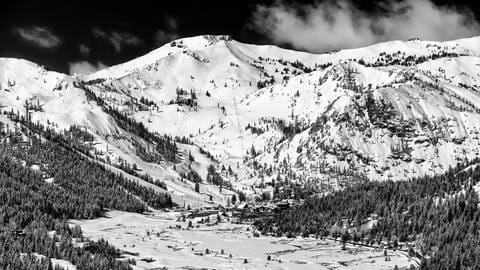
[69,60,107,75]
[92,28,143,53]
[12,26,62,48]
[154,15,180,46]
[250,0,480,52]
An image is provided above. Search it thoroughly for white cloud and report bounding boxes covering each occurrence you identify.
[92,28,143,52]
[154,16,180,45]
[250,0,480,52]
[79,44,90,57]
[12,26,62,48]
[68,61,107,75]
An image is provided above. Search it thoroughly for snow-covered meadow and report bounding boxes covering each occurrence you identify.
[71,210,416,270]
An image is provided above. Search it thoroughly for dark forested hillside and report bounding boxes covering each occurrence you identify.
[0,116,172,269]
[253,161,480,270]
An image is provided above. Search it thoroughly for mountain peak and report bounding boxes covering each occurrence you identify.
[200,34,232,43]
[4,34,480,186]
[164,34,232,50]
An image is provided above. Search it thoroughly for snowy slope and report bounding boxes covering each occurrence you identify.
[0,57,231,207]
[3,35,480,201]
[238,61,480,185]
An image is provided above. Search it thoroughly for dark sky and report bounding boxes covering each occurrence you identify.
[2,0,479,73]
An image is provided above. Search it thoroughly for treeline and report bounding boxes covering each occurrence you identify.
[5,109,169,192]
[0,118,172,269]
[0,131,173,214]
[76,82,178,162]
[104,106,177,162]
[253,159,480,269]
[360,51,463,68]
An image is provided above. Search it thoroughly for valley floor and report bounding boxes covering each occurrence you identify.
[71,210,416,270]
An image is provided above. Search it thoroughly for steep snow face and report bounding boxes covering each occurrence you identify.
[78,35,321,81]
[294,65,478,182]
[417,56,480,89]
[80,35,480,81]
[0,58,115,133]
[196,59,480,188]
[79,35,480,138]
[0,57,232,207]
[3,35,480,199]
[77,35,324,139]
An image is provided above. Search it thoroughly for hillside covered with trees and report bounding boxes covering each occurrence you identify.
[253,160,480,269]
[0,115,172,269]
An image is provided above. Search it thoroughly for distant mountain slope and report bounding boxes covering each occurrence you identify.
[2,35,480,199]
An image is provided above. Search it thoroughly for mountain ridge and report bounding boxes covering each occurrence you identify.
[2,34,480,202]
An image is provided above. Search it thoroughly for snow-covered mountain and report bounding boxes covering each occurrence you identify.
[2,34,480,201]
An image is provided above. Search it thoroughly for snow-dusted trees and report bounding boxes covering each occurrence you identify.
[0,123,174,269]
[195,181,200,193]
[253,159,480,270]
[171,87,198,108]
